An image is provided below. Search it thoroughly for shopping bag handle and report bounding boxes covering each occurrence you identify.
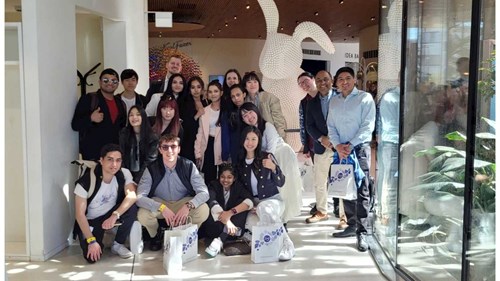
[168,216,193,230]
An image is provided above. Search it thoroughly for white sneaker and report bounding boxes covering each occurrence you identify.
[278,238,295,261]
[111,242,133,259]
[205,238,223,257]
[129,221,143,254]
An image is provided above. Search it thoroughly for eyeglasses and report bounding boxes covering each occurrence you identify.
[102,78,119,85]
[160,144,178,151]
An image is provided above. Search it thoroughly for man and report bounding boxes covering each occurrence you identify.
[73,144,138,263]
[327,66,375,252]
[145,54,183,105]
[136,134,209,251]
[72,68,127,160]
[297,72,317,159]
[117,69,147,114]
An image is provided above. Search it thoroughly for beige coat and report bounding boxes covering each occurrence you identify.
[258,91,287,139]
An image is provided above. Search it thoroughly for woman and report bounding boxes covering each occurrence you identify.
[222,69,242,111]
[152,96,184,141]
[146,73,186,117]
[204,164,254,257]
[180,76,210,162]
[119,105,158,183]
[194,80,224,184]
[242,71,286,139]
[237,126,295,261]
[239,102,303,224]
[221,84,247,163]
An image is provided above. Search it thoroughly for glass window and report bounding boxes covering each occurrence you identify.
[397,0,472,279]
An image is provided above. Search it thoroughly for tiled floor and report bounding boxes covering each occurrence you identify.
[5,193,386,281]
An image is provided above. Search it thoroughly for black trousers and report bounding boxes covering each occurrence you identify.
[202,136,218,185]
[202,210,249,242]
[343,143,371,235]
[77,204,137,263]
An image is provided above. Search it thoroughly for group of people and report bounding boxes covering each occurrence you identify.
[71,52,377,264]
[71,55,304,263]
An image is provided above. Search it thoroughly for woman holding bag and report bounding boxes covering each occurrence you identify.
[236,126,295,262]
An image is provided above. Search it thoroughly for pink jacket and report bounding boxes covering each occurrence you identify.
[194,105,222,168]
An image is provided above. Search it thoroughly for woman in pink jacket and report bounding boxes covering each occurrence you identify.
[195,80,224,184]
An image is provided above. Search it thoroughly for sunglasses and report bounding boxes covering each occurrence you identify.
[160,144,178,151]
[102,78,119,85]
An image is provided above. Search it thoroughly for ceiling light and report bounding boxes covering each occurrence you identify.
[225,22,229,27]
[211,33,215,37]
[329,29,332,33]
[218,29,221,32]
[339,0,344,4]
[234,15,237,20]
[419,0,424,3]
[280,26,284,30]
[381,5,388,8]
[314,12,319,16]
[347,24,352,27]
[246,4,250,9]
[371,16,376,21]
[158,34,162,38]
[296,20,299,24]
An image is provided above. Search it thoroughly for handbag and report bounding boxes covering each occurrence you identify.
[251,223,285,263]
[169,217,199,263]
[163,231,183,274]
[328,158,357,200]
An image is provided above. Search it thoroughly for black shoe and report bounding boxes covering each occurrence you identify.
[309,205,317,215]
[356,234,369,252]
[149,231,163,251]
[332,225,356,238]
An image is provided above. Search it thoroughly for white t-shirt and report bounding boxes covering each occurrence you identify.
[121,96,136,115]
[74,168,134,220]
[206,106,220,137]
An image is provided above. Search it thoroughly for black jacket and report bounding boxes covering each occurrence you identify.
[306,94,332,155]
[207,180,253,211]
[116,92,148,110]
[119,128,158,183]
[71,90,127,160]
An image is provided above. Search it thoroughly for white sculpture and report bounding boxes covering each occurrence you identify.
[257,0,336,149]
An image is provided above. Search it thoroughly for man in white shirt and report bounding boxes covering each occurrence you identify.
[73,144,138,263]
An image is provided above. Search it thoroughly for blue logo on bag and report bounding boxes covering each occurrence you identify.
[254,226,284,251]
[328,168,352,184]
[182,230,198,254]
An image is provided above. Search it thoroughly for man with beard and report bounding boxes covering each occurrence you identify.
[72,68,127,160]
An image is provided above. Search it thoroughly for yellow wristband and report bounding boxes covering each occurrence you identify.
[158,204,166,212]
[86,236,96,244]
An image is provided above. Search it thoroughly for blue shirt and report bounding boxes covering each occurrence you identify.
[327,87,376,147]
[377,87,400,144]
[319,89,334,120]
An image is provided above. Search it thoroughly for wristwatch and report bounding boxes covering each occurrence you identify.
[185,201,195,210]
[112,211,121,219]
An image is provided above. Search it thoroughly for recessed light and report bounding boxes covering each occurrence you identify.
[329,29,332,33]
[234,15,237,20]
[296,20,299,24]
[347,24,352,27]
[371,16,376,21]
[218,29,221,32]
[211,33,215,37]
[339,0,344,4]
[158,34,162,38]
[314,12,319,16]
[246,4,250,9]
[280,26,284,30]
[225,22,229,27]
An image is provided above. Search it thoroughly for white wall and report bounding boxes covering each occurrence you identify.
[301,42,360,74]
[19,0,149,261]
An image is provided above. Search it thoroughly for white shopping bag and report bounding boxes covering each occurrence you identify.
[163,231,183,275]
[251,223,285,263]
[328,162,357,200]
[172,218,198,263]
[299,156,314,192]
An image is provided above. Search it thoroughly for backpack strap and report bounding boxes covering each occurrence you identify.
[71,160,98,198]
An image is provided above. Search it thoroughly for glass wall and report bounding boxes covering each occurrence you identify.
[373,0,496,280]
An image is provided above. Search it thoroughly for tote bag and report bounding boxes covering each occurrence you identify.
[328,159,357,200]
[251,223,285,263]
[163,231,183,274]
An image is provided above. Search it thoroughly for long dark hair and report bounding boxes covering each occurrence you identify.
[207,80,224,127]
[123,105,154,164]
[163,73,186,99]
[238,102,267,133]
[153,96,181,136]
[238,125,264,171]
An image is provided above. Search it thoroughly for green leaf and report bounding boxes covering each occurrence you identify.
[445,131,467,141]
[441,157,466,172]
[409,181,464,191]
[474,159,494,169]
[476,132,496,139]
[480,117,496,131]
[419,172,455,183]
[415,146,464,157]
